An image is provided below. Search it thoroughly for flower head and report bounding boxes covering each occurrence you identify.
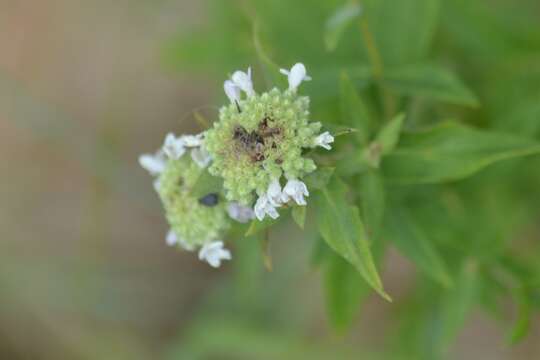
[140,132,230,266]
[205,65,321,206]
[280,63,311,91]
[314,131,334,150]
[198,241,231,268]
[282,179,309,206]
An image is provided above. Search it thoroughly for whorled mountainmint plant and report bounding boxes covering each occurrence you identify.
[204,63,334,220]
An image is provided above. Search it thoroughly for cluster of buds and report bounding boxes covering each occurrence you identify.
[205,63,334,220]
[139,63,333,267]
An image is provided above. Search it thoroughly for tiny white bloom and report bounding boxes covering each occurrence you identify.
[280,63,311,91]
[254,194,280,221]
[181,133,204,147]
[314,131,334,150]
[139,151,166,176]
[267,178,284,207]
[231,67,255,97]
[162,133,186,159]
[166,229,178,246]
[227,202,255,223]
[153,178,161,192]
[198,241,232,268]
[224,80,241,103]
[166,229,195,251]
[282,179,309,206]
[191,146,212,168]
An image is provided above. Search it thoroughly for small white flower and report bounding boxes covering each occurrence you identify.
[139,151,166,176]
[191,146,212,168]
[282,179,309,206]
[166,229,195,251]
[231,67,255,97]
[280,63,311,91]
[314,131,334,150]
[227,202,255,223]
[254,194,280,221]
[166,229,178,246]
[267,178,284,207]
[198,241,232,268]
[181,133,204,147]
[162,133,186,159]
[224,80,241,103]
[153,178,161,192]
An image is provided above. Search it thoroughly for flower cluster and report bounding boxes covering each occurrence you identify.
[139,62,333,267]
[205,63,334,220]
[140,133,254,267]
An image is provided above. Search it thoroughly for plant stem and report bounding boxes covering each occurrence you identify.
[358,18,396,119]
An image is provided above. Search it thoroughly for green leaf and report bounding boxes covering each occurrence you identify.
[316,178,391,301]
[436,261,479,353]
[385,207,452,287]
[324,251,368,330]
[375,113,405,155]
[339,71,372,144]
[358,170,385,240]
[382,64,479,106]
[365,0,441,65]
[324,2,362,52]
[291,206,306,230]
[303,167,335,190]
[383,121,540,184]
[508,288,532,344]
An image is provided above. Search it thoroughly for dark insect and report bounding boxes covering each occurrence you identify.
[198,193,219,207]
[232,125,266,162]
[232,118,282,163]
[258,116,281,138]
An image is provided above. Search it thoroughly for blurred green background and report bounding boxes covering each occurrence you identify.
[2,0,540,359]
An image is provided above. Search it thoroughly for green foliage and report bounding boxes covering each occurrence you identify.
[382,64,479,106]
[315,177,390,301]
[168,0,540,355]
[382,121,540,184]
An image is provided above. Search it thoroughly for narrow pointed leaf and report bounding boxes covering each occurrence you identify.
[383,121,540,184]
[316,178,391,301]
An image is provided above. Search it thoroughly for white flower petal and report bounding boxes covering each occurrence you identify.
[267,178,284,207]
[282,179,309,206]
[227,202,255,223]
[231,67,255,96]
[153,179,161,192]
[281,63,311,91]
[224,80,241,103]
[181,133,204,147]
[139,151,166,176]
[191,146,212,168]
[254,194,280,221]
[166,230,178,246]
[314,131,334,150]
[166,230,195,251]
[198,241,231,268]
[162,133,186,159]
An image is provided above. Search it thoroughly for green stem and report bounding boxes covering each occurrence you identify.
[359,18,396,119]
